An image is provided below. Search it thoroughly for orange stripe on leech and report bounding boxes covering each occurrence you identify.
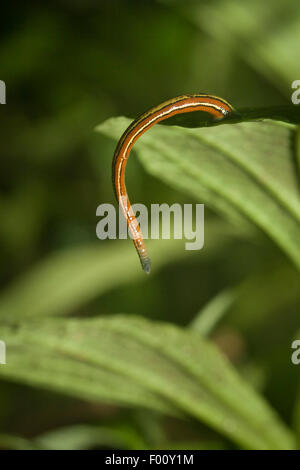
[113,96,230,172]
[115,99,227,199]
[192,96,232,113]
[120,103,225,158]
[115,99,226,216]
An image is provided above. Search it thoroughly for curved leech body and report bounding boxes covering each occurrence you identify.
[112,94,234,273]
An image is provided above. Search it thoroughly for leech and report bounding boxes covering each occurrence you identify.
[112,94,234,273]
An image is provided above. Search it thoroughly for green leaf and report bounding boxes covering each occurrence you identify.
[35,424,147,450]
[0,315,295,449]
[0,423,148,450]
[0,240,186,320]
[0,221,241,321]
[0,327,177,417]
[158,106,300,128]
[97,117,300,270]
[190,287,237,336]
[0,433,37,450]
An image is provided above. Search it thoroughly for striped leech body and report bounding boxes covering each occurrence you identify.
[112,94,234,274]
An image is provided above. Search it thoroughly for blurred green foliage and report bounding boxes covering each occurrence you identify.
[0,0,300,450]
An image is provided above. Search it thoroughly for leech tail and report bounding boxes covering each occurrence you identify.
[140,255,151,274]
[133,235,151,274]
